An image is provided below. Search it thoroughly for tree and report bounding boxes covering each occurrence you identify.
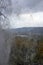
[0,0,12,29]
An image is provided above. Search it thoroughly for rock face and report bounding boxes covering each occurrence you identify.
[0,30,11,65]
[0,31,5,65]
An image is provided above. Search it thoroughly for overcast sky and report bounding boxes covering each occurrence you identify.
[8,0,43,28]
[11,0,43,14]
[1,0,43,28]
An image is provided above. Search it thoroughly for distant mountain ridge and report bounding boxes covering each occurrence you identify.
[8,27,43,35]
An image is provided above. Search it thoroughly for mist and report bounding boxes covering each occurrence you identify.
[0,0,43,65]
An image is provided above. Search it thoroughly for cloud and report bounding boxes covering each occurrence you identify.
[1,0,43,29]
[1,0,43,15]
[11,0,43,14]
[9,0,43,28]
[9,12,43,28]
